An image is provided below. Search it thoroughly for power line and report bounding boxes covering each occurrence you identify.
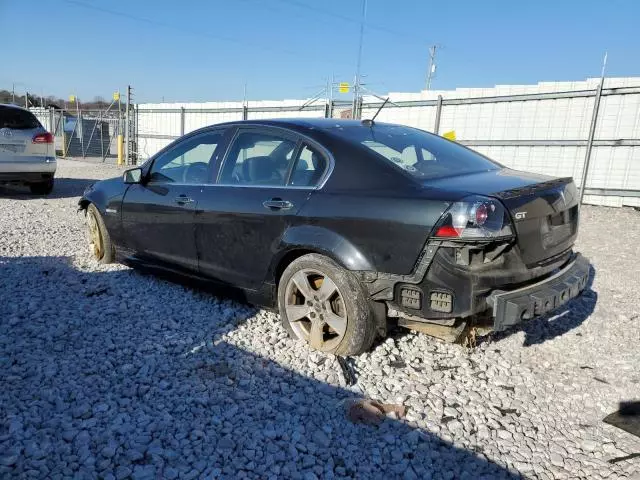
[353,0,367,118]
[63,0,353,68]
[271,0,429,44]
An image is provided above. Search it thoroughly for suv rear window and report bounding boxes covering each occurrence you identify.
[0,106,41,130]
[330,124,499,180]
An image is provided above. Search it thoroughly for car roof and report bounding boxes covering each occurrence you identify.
[211,117,398,132]
[0,103,32,113]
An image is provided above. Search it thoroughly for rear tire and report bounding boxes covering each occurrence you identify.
[86,204,114,264]
[29,179,54,195]
[278,253,377,356]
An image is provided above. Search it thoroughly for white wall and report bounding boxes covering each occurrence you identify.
[136,98,326,160]
[136,77,640,207]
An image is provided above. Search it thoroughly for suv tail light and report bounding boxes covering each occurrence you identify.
[32,132,54,144]
[434,196,513,239]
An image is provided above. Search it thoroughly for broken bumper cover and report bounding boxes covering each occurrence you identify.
[487,253,591,332]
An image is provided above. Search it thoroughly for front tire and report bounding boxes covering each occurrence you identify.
[29,179,54,195]
[86,204,114,264]
[278,253,377,356]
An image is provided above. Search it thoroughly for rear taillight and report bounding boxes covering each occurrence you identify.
[434,196,513,239]
[32,132,54,144]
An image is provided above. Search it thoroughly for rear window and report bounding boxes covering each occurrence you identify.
[0,106,41,130]
[330,124,500,179]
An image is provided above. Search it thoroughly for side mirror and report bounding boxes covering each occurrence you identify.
[123,167,143,184]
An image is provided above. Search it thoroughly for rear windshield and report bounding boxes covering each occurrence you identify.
[0,106,41,130]
[330,124,500,179]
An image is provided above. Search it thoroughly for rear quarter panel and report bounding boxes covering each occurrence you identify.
[286,132,454,275]
[296,190,450,275]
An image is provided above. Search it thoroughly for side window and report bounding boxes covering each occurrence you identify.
[149,132,222,184]
[289,144,327,187]
[220,131,297,186]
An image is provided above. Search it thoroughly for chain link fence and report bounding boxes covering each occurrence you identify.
[30,106,134,163]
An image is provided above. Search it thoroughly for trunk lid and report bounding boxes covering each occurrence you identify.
[424,168,579,266]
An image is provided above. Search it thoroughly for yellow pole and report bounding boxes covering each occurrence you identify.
[117,90,123,166]
[117,134,124,166]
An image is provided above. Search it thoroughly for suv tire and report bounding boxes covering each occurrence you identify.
[29,179,54,195]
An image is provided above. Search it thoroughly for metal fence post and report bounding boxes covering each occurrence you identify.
[434,95,443,134]
[579,80,605,204]
[325,100,335,119]
[354,97,363,120]
[180,107,185,136]
[99,110,104,159]
[79,109,86,158]
[134,104,139,165]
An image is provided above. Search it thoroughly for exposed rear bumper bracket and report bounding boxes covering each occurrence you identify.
[487,253,591,332]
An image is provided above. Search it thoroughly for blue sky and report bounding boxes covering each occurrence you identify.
[2,0,639,103]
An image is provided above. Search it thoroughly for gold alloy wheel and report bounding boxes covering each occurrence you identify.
[87,210,103,260]
[285,268,348,352]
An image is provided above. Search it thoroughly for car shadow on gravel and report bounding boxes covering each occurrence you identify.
[0,178,99,200]
[0,255,520,479]
[488,265,598,347]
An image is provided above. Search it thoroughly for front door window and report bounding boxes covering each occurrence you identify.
[149,132,223,184]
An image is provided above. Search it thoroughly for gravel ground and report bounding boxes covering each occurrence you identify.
[1,159,639,479]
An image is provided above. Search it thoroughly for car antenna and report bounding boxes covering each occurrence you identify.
[362,97,389,127]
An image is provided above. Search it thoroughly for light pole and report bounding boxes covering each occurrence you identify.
[426,45,437,90]
[352,0,367,119]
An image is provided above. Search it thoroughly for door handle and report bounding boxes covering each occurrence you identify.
[263,198,293,210]
[175,195,194,205]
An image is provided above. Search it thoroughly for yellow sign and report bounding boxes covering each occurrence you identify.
[338,82,350,93]
[113,92,120,101]
[68,95,76,103]
[443,130,456,141]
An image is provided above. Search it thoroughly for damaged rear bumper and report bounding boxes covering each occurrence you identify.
[487,253,591,332]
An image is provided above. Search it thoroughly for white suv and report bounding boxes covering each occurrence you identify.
[0,104,56,194]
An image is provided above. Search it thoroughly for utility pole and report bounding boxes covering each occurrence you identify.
[11,83,15,104]
[426,45,437,90]
[352,0,367,119]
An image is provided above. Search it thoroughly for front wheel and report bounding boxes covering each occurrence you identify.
[86,204,114,264]
[278,253,377,356]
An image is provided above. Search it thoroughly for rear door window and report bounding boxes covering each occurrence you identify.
[219,130,297,186]
[0,106,41,130]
